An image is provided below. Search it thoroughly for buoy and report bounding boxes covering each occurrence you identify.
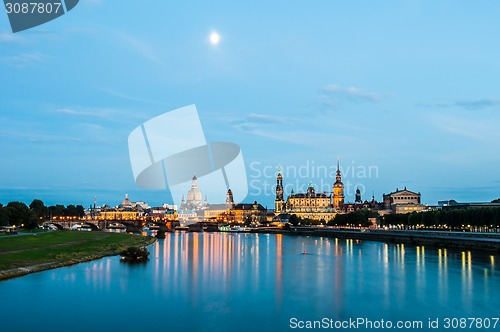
[302,251,307,255]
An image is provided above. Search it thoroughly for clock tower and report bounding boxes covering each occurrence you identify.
[333,158,344,210]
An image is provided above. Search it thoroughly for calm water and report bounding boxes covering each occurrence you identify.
[0,233,498,332]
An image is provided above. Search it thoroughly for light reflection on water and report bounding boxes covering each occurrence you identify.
[0,233,499,332]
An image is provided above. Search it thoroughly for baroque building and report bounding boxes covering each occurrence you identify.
[203,188,267,224]
[180,175,204,211]
[178,175,209,223]
[383,187,425,214]
[275,160,345,220]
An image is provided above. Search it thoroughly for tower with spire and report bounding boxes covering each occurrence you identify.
[275,166,284,213]
[226,188,235,210]
[332,158,345,210]
[355,187,362,203]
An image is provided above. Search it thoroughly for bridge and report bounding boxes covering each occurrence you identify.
[42,219,176,231]
[43,219,137,231]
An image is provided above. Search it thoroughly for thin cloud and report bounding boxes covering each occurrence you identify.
[227,112,360,146]
[246,113,295,125]
[55,108,106,118]
[319,84,382,107]
[101,88,170,107]
[0,32,24,44]
[117,32,165,67]
[228,112,296,132]
[429,99,500,110]
[2,52,53,68]
[0,129,81,143]
[54,106,155,124]
[239,126,361,146]
[429,114,498,140]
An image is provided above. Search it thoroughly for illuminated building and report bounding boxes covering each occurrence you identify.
[232,201,267,224]
[332,159,345,210]
[275,170,284,213]
[383,187,425,214]
[179,175,208,223]
[275,160,345,220]
[97,194,148,220]
[203,189,267,224]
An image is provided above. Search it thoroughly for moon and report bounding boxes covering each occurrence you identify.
[210,32,220,45]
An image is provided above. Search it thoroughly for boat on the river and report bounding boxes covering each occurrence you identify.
[120,246,150,262]
[219,225,251,233]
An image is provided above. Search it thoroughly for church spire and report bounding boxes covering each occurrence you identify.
[226,188,234,209]
[275,166,284,213]
[333,157,344,210]
[335,157,342,183]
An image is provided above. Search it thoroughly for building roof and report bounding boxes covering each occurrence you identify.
[438,200,500,208]
[384,187,420,197]
[206,204,227,210]
[121,194,132,208]
[234,202,266,211]
[289,193,329,198]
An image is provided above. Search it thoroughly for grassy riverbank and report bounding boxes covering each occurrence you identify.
[0,231,156,281]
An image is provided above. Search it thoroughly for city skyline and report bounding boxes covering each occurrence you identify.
[1,1,500,207]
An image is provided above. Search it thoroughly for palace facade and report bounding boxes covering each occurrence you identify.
[274,160,344,220]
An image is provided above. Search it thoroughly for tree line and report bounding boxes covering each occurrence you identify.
[285,209,379,227]
[286,206,500,230]
[381,207,500,229]
[0,199,85,229]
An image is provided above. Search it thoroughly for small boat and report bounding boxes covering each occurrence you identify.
[120,246,150,262]
[219,225,251,233]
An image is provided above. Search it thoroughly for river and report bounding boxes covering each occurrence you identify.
[0,232,498,331]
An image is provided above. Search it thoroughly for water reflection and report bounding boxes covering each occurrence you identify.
[437,248,449,304]
[461,250,473,311]
[1,233,499,332]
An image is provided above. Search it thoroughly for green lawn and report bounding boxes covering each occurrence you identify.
[0,231,155,272]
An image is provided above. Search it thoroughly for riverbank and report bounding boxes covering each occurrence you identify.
[0,231,156,281]
[251,227,500,251]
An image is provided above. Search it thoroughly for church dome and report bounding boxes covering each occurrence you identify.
[121,194,132,208]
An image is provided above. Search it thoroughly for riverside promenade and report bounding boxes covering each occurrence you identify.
[254,227,500,251]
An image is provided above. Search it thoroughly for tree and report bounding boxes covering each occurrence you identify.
[288,214,302,226]
[48,204,66,217]
[492,198,500,203]
[29,199,47,219]
[329,209,378,227]
[0,207,9,226]
[5,202,36,229]
[244,215,252,226]
[75,205,85,217]
[156,228,166,239]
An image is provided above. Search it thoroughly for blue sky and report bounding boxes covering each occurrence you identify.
[1,0,499,208]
